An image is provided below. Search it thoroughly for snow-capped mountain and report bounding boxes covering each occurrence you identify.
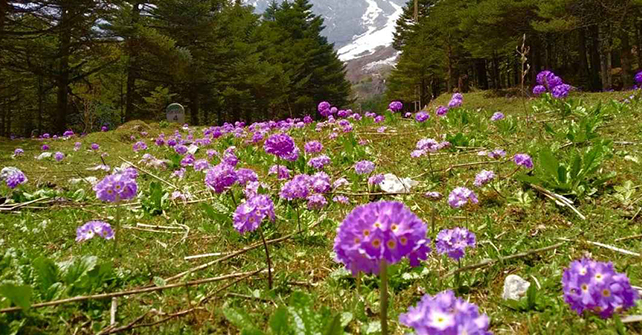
[245,0,405,62]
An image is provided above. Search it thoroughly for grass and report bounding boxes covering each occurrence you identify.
[0,90,641,334]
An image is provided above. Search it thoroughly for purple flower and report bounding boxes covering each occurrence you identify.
[448,187,479,209]
[303,115,313,124]
[333,201,431,275]
[2,167,28,189]
[562,258,639,319]
[333,177,350,189]
[74,142,82,151]
[41,144,50,151]
[552,84,572,99]
[232,195,275,234]
[417,138,440,152]
[448,93,463,108]
[374,115,385,123]
[368,173,384,185]
[194,159,210,172]
[54,152,65,162]
[490,112,504,121]
[377,126,387,133]
[237,168,258,186]
[304,141,324,154]
[172,168,186,179]
[635,71,642,84]
[181,154,195,167]
[473,170,495,187]
[533,85,547,96]
[389,101,403,112]
[415,111,430,123]
[223,147,239,167]
[264,133,297,160]
[93,171,138,202]
[91,143,100,151]
[333,195,349,204]
[310,172,331,194]
[174,144,188,155]
[101,125,108,132]
[399,290,491,335]
[63,130,74,137]
[268,165,291,180]
[280,174,310,200]
[133,141,147,152]
[404,112,412,118]
[13,148,24,156]
[513,153,533,169]
[306,194,327,210]
[308,155,331,170]
[204,164,237,193]
[354,160,375,175]
[488,149,506,159]
[435,227,476,261]
[436,105,449,116]
[76,221,115,242]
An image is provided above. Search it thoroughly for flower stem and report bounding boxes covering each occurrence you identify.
[431,205,436,235]
[295,203,302,232]
[491,182,505,199]
[229,191,237,207]
[427,152,435,179]
[380,260,389,335]
[259,226,273,290]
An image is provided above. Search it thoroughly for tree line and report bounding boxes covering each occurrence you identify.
[0,0,350,136]
[386,0,642,107]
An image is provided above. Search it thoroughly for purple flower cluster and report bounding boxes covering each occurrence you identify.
[13,148,24,156]
[436,105,449,117]
[562,258,639,319]
[318,101,332,117]
[513,153,533,169]
[424,191,443,200]
[232,194,275,234]
[333,201,431,275]
[435,227,476,261]
[308,155,331,170]
[93,170,138,202]
[473,170,495,187]
[2,167,28,189]
[389,101,403,112]
[415,111,430,123]
[304,140,323,154]
[490,112,504,121]
[635,71,642,85]
[448,93,463,108]
[448,187,479,209]
[133,141,147,152]
[264,133,299,161]
[204,163,238,193]
[310,172,331,194]
[280,174,311,200]
[533,70,571,98]
[399,290,491,335]
[306,193,328,210]
[91,143,100,151]
[368,173,384,185]
[76,221,115,242]
[354,160,375,175]
[236,168,258,186]
[54,152,65,162]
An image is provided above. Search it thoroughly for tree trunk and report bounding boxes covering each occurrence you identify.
[56,6,72,133]
[125,2,142,122]
[476,59,488,90]
[189,88,200,125]
[446,44,454,92]
[620,27,633,87]
[636,24,642,71]
[578,29,590,90]
[598,25,613,90]
[492,55,501,89]
[589,25,602,91]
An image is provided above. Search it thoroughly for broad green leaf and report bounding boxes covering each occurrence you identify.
[223,307,256,329]
[323,314,343,335]
[269,306,290,334]
[538,148,559,181]
[33,257,59,292]
[0,284,32,312]
[61,256,98,286]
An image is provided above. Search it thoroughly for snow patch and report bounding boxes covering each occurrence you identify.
[338,0,403,61]
[363,53,399,71]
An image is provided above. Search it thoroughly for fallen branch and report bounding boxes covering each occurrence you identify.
[0,270,260,313]
[123,226,183,234]
[164,214,326,283]
[558,238,641,257]
[447,242,566,277]
[615,234,642,242]
[529,184,586,220]
[118,157,178,190]
[0,197,49,212]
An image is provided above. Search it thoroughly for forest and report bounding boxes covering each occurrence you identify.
[387,0,642,107]
[0,0,350,136]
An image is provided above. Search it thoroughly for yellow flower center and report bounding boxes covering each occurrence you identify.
[372,239,381,248]
[400,237,408,245]
[387,240,396,249]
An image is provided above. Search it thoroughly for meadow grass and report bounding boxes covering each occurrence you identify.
[0,91,641,334]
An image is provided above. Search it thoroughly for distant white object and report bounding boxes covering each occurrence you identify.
[69,177,99,186]
[502,275,531,301]
[379,173,418,193]
[187,144,199,155]
[36,152,52,160]
[166,103,185,123]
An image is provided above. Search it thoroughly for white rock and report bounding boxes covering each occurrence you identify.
[379,173,418,193]
[36,152,52,160]
[187,144,199,155]
[502,274,530,301]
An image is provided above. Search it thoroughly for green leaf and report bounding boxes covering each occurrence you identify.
[322,314,343,335]
[61,256,98,286]
[538,148,559,181]
[223,307,256,329]
[269,306,290,334]
[33,257,59,292]
[0,284,32,312]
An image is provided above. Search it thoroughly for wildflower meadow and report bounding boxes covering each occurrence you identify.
[1,72,642,334]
